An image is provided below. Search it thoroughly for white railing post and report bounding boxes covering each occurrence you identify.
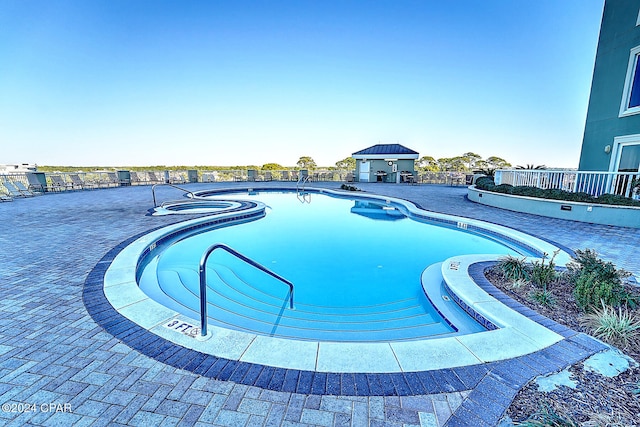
[494,170,503,185]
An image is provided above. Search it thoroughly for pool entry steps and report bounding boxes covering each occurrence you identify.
[198,243,295,336]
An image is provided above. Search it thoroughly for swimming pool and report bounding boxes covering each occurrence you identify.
[137,189,540,342]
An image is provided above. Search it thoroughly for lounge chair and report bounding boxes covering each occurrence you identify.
[264,171,273,181]
[129,172,146,185]
[83,174,101,189]
[202,172,217,182]
[449,173,465,186]
[49,175,72,191]
[148,171,165,184]
[0,185,13,201]
[15,180,40,195]
[102,172,120,187]
[0,182,24,202]
[2,179,33,197]
[26,174,45,192]
[170,172,186,184]
[68,174,87,190]
[12,180,37,196]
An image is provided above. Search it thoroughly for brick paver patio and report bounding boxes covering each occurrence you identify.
[1,181,633,426]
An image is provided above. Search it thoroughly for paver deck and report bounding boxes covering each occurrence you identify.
[0,181,631,426]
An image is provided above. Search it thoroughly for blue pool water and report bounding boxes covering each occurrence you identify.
[138,190,530,342]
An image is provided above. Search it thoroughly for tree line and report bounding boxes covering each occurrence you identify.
[37,152,519,173]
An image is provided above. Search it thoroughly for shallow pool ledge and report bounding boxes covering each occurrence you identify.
[440,254,564,362]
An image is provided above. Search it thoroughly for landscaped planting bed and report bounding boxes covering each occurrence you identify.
[485,250,640,426]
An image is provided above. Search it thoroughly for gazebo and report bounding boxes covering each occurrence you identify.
[351,143,419,183]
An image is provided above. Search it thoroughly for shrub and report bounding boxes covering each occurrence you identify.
[530,251,559,289]
[496,255,530,281]
[567,249,636,312]
[530,288,556,307]
[566,249,625,285]
[517,186,546,198]
[493,183,514,194]
[572,192,596,203]
[582,301,640,349]
[474,176,495,190]
[573,272,631,312]
[517,403,579,426]
[581,412,632,427]
[476,182,640,207]
[510,278,528,290]
[596,193,640,206]
[545,189,570,200]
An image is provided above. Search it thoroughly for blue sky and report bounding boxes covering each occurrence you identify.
[1,0,604,168]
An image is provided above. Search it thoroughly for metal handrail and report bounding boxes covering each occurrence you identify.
[295,175,312,203]
[152,183,196,207]
[199,243,295,336]
[296,174,311,192]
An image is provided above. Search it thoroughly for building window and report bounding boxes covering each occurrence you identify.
[629,60,640,108]
[618,143,640,172]
[619,46,640,116]
[609,136,640,196]
[610,135,640,172]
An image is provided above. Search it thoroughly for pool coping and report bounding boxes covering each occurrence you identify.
[84,238,609,403]
[96,187,575,372]
[82,187,612,419]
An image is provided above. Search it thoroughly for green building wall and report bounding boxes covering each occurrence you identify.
[579,0,640,171]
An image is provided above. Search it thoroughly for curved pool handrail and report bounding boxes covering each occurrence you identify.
[152,183,196,207]
[296,175,312,203]
[296,174,311,192]
[199,243,295,336]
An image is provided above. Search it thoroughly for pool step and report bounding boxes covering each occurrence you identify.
[149,262,456,341]
[172,265,429,320]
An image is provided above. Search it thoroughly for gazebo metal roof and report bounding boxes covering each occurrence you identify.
[352,144,419,159]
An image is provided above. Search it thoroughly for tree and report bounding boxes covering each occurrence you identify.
[438,157,466,172]
[461,152,482,171]
[484,156,511,169]
[335,157,355,170]
[261,163,283,170]
[416,156,439,172]
[475,156,512,177]
[516,164,547,170]
[296,156,317,170]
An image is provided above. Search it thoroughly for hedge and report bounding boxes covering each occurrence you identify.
[474,177,640,207]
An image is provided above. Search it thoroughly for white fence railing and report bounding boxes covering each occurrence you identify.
[495,169,640,199]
